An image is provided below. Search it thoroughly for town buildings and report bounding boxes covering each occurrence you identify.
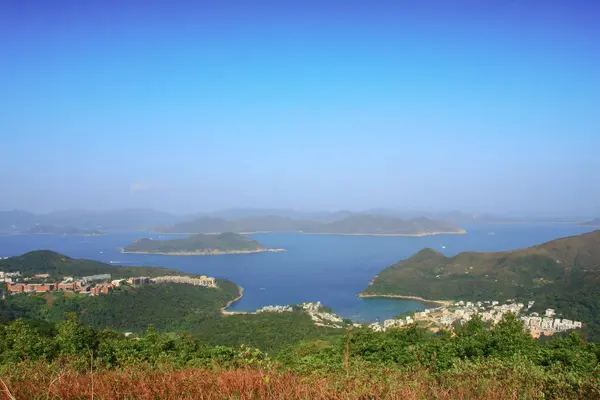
[369,300,583,337]
[4,271,218,296]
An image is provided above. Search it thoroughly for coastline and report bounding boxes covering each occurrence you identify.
[301,229,467,237]
[220,286,248,315]
[152,230,466,237]
[121,248,286,256]
[358,293,453,307]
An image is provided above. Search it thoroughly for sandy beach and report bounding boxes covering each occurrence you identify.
[358,293,453,307]
[220,286,249,315]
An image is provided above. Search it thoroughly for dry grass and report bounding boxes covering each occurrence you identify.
[0,364,575,400]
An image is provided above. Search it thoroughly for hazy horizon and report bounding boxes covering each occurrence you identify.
[2,1,599,216]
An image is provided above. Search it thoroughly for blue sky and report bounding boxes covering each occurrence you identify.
[1,1,599,215]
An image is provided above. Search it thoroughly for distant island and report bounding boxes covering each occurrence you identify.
[301,215,465,236]
[156,216,303,234]
[122,232,285,256]
[581,218,600,227]
[361,229,600,339]
[24,224,104,236]
[157,214,465,237]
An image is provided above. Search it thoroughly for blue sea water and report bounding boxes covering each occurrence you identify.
[0,223,595,322]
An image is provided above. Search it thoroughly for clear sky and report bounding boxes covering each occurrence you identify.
[1,0,599,216]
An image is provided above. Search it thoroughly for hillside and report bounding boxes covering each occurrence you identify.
[0,250,182,280]
[581,218,600,227]
[303,215,465,235]
[24,224,104,235]
[0,251,338,352]
[362,229,600,339]
[122,232,284,255]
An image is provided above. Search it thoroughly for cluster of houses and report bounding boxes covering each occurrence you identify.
[255,301,348,329]
[1,270,218,297]
[5,273,119,296]
[369,300,583,337]
[151,275,216,288]
[0,271,21,283]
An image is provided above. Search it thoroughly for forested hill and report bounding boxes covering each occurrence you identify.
[123,232,268,254]
[0,250,187,280]
[363,229,600,339]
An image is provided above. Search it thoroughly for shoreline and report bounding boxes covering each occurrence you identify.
[358,293,453,307]
[121,248,286,256]
[220,286,248,315]
[155,230,466,237]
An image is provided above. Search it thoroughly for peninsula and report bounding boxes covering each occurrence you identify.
[122,232,285,256]
[362,229,600,339]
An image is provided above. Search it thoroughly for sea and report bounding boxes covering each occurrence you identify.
[0,223,595,322]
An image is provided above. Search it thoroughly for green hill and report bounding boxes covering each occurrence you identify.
[303,215,465,235]
[362,229,600,339]
[0,250,182,280]
[122,232,283,255]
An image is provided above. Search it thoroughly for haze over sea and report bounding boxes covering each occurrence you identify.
[0,223,595,322]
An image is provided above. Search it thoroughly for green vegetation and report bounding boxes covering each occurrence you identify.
[123,232,270,254]
[363,229,600,340]
[303,215,465,235]
[0,282,236,331]
[1,314,599,399]
[24,224,104,235]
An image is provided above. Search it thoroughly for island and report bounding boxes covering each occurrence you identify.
[156,215,304,234]
[121,232,286,256]
[361,229,600,339]
[301,215,466,236]
[24,224,104,236]
[157,214,465,236]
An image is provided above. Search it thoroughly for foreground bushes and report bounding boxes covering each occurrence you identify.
[0,314,599,398]
[2,360,599,399]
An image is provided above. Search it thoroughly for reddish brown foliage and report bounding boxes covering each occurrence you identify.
[0,365,558,400]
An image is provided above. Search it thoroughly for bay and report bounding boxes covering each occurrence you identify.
[0,223,595,322]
